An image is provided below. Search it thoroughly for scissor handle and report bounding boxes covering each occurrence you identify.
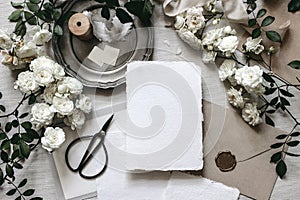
[65,133,108,179]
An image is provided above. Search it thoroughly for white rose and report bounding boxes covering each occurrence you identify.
[75,94,92,113]
[33,65,55,86]
[57,77,83,96]
[33,28,52,46]
[16,41,37,59]
[174,16,185,30]
[31,103,54,128]
[218,60,236,81]
[245,83,266,95]
[202,28,223,47]
[227,87,245,108]
[177,28,202,50]
[14,71,39,93]
[244,37,264,55]
[53,63,65,80]
[42,83,57,104]
[0,29,13,49]
[235,65,263,89]
[41,127,66,152]
[218,36,239,55]
[64,109,86,130]
[30,56,55,71]
[186,7,205,33]
[50,96,74,115]
[202,50,217,63]
[242,103,262,126]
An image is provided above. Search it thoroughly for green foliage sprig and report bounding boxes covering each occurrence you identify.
[0,90,43,200]
[244,0,300,179]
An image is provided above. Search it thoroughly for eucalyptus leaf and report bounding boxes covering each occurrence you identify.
[288,0,300,12]
[276,160,287,178]
[261,16,275,27]
[266,31,281,43]
[288,60,300,69]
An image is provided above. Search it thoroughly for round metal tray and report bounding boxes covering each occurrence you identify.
[53,0,154,89]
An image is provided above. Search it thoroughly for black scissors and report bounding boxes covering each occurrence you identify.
[65,114,114,179]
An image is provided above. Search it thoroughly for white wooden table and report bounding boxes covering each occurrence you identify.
[0,0,299,199]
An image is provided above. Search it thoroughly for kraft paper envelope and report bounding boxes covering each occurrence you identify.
[260,0,300,85]
[201,101,286,200]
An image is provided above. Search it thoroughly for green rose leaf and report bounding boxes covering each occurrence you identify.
[270,152,282,163]
[30,0,41,4]
[288,0,300,12]
[252,27,261,38]
[8,10,22,22]
[291,132,300,137]
[0,105,6,112]
[11,2,24,9]
[54,25,63,36]
[20,141,31,159]
[116,8,133,23]
[0,168,4,186]
[27,2,39,12]
[270,142,284,149]
[276,160,287,179]
[101,6,110,20]
[266,31,282,43]
[125,0,154,25]
[265,115,275,127]
[1,151,9,163]
[288,60,300,69]
[21,122,32,130]
[285,152,300,157]
[261,16,275,27]
[287,140,300,147]
[248,18,257,27]
[279,89,295,97]
[276,134,288,140]
[6,164,14,178]
[18,178,27,188]
[13,162,23,169]
[24,11,37,25]
[6,189,17,196]
[257,8,267,18]
[23,189,35,196]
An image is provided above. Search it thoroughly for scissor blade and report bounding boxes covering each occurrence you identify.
[101,114,114,133]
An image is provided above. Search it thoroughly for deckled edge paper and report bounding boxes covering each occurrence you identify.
[164,172,240,200]
[125,61,203,171]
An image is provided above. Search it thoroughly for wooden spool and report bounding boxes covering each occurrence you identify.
[68,13,93,41]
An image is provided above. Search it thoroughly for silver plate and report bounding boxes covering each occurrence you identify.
[53,0,154,89]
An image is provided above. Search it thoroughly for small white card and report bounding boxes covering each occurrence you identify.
[125,61,203,171]
[88,45,120,66]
